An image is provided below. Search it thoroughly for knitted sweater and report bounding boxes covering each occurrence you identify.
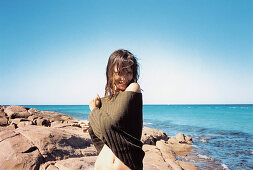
[88,91,145,170]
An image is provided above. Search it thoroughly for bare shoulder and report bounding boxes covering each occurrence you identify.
[125,83,141,93]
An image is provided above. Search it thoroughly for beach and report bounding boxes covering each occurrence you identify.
[1,104,252,169]
[17,104,253,169]
[0,105,202,170]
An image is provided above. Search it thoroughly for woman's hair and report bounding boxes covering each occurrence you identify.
[105,49,139,99]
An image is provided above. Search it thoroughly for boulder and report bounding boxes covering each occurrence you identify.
[28,108,39,114]
[178,161,200,170]
[176,133,193,144]
[156,140,177,161]
[34,111,78,123]
[143,144,171,169]
[168,136,179,144]
[176,133,186,143]
[0,117,8,126]
[0,130,44,169]
[36,118,50,127]
[0,109,6,117]
[15,125,92,162]
[4,106,30,118]
[17,121,33,128]
[185,136,193,144]
[54,157,96,170]
[141,126,168,145]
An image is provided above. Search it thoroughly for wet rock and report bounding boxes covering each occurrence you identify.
[176,133,193,144]
[185,136,193,144]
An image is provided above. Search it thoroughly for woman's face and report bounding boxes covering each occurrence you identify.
[113,65,133,92]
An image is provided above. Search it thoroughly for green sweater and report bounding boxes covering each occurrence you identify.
[88,91,145,170]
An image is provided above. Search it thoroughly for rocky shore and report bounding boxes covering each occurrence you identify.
[0,105,200,170]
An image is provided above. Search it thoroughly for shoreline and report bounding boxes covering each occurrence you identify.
[0,105,224,169]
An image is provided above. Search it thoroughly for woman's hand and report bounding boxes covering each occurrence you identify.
[89,94,101,111]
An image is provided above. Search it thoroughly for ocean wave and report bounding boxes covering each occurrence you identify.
[143,122,152,125]
[191,144,199,148]
[228,107,236,109]
[221,163,230,170]
[197,154,214,160]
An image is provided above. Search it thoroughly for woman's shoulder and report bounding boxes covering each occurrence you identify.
[125,82,141,93]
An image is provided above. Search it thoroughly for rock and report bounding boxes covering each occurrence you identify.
[28,108,39,114]
[177,161,200,170]
[176,133,193,144]
[9,118,22,124]
[141,126,168,145]
[0,124,16,131]
[28,115,38,121]
[185,136,193,144]
[0,117,8,126]
[168,136,179,144]
[143,144,171,169]
[156,140,177,161]
[0,109,6,117]
[54,157,96,169]
[50,121,64,128]
[34,111,78,123]
[17,121,33,128]
[0,106,202,169]
[0,130,44,169]
[36,118,50,127]
[4,106,30,119]
[15,125,92,162]
[165,159,182,170]
[176,133,186,143]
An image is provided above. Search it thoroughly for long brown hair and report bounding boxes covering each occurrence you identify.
[105,49,139,99]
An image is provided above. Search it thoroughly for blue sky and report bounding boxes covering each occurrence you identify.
[0,0,252,105]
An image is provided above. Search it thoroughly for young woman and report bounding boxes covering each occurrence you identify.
[88,49,144,170]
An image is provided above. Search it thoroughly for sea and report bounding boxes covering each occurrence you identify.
[17,104,253,170]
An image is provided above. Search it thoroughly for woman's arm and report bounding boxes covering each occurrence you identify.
[125,82,141,93]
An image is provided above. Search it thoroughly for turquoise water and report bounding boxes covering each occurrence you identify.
[16,104,253,169]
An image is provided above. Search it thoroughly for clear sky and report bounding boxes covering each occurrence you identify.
[0,0,252,105]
